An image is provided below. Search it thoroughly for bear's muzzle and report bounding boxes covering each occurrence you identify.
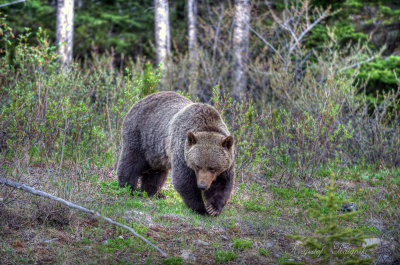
[196,170,216,190]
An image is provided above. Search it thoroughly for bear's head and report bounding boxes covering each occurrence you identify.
[184,131,234,190]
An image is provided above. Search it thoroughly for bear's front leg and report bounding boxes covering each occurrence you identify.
[172,162,208,215]
[204,166,234,216]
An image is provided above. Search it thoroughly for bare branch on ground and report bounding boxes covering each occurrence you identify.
[0,177,168,258]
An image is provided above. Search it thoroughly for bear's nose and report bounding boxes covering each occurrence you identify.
[197,183,207,190]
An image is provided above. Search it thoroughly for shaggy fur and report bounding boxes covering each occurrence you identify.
[117,91,234,216]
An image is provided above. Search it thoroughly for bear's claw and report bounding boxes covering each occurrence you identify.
[206,204,220,216]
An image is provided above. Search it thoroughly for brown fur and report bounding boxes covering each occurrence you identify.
[117,91,235,215]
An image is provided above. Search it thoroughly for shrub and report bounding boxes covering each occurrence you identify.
[287,177,376,264]
[1,11,399,189]
[208,33,400,185]
[0,19,159,169]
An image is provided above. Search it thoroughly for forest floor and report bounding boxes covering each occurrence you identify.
[0,160,399,265]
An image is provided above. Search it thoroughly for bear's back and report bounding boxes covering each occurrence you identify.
[124,91,192,128]
[122,91,192,169]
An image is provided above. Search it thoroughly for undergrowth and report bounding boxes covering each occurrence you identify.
[1,15,399,187]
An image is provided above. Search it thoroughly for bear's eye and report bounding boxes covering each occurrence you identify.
[208,167,216,173]
[194,165,201,171]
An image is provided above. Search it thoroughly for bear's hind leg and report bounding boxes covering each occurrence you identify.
[117,148,146,191]
[141,168,168,198]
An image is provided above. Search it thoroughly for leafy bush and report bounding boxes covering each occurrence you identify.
[1,11,399,190]
[207,13,400,184]
[0,18,159,169]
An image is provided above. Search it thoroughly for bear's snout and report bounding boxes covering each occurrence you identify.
[196,170,215,190]
[197,183,207,190]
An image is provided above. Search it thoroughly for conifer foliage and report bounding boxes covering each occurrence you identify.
[287,177,376,265]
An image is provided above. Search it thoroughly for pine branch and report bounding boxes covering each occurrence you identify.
[0,177,168,257]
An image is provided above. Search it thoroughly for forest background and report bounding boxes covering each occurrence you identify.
[2,0,400,98]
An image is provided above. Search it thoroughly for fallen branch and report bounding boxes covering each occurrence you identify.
[0,177,168,258]
[0,0,25,8]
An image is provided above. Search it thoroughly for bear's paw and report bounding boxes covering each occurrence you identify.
[206,203,221,216]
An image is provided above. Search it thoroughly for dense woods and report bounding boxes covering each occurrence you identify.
[1,0,399,96]
[0,0,400,264]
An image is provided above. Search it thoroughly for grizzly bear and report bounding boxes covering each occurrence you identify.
[117,91,234,216]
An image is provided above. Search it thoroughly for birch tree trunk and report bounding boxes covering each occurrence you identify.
[56,0,74,70]
[232,0,251,101]
[154,0,171,68]
[188,0,197,63]
[187,0,198,95]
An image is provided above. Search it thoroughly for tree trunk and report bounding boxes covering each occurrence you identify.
[232,0,251,101]
[154,0,171,68]
[56,0,74,71]
[187,0,198,95]
[188,0,197,63]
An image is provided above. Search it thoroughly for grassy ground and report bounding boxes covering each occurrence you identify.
[1,160,399,265]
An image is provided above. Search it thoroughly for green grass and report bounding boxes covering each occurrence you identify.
[161,257,183,265]
[232,238,252,250]
[275,253,295,264]
[243,200,267,211]
[96,236,150,255]
[99,180,131,197]
[358,225,380,235]
[215,250,238,263]
[80,237,92,244]
[97,181,191,217]
[271,186,316,206]
[258,247,270,256]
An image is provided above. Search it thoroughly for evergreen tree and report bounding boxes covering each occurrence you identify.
[287,177,376,265]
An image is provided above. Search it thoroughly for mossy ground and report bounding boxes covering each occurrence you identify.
[1,161,399,264]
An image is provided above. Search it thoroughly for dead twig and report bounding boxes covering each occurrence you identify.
[0,0,25,7]
[339,56,377,73]
[0,177,168,258]
[248,26,284,62]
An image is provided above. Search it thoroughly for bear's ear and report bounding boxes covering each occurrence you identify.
[187,131,197,146]
[222,135,234,150]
